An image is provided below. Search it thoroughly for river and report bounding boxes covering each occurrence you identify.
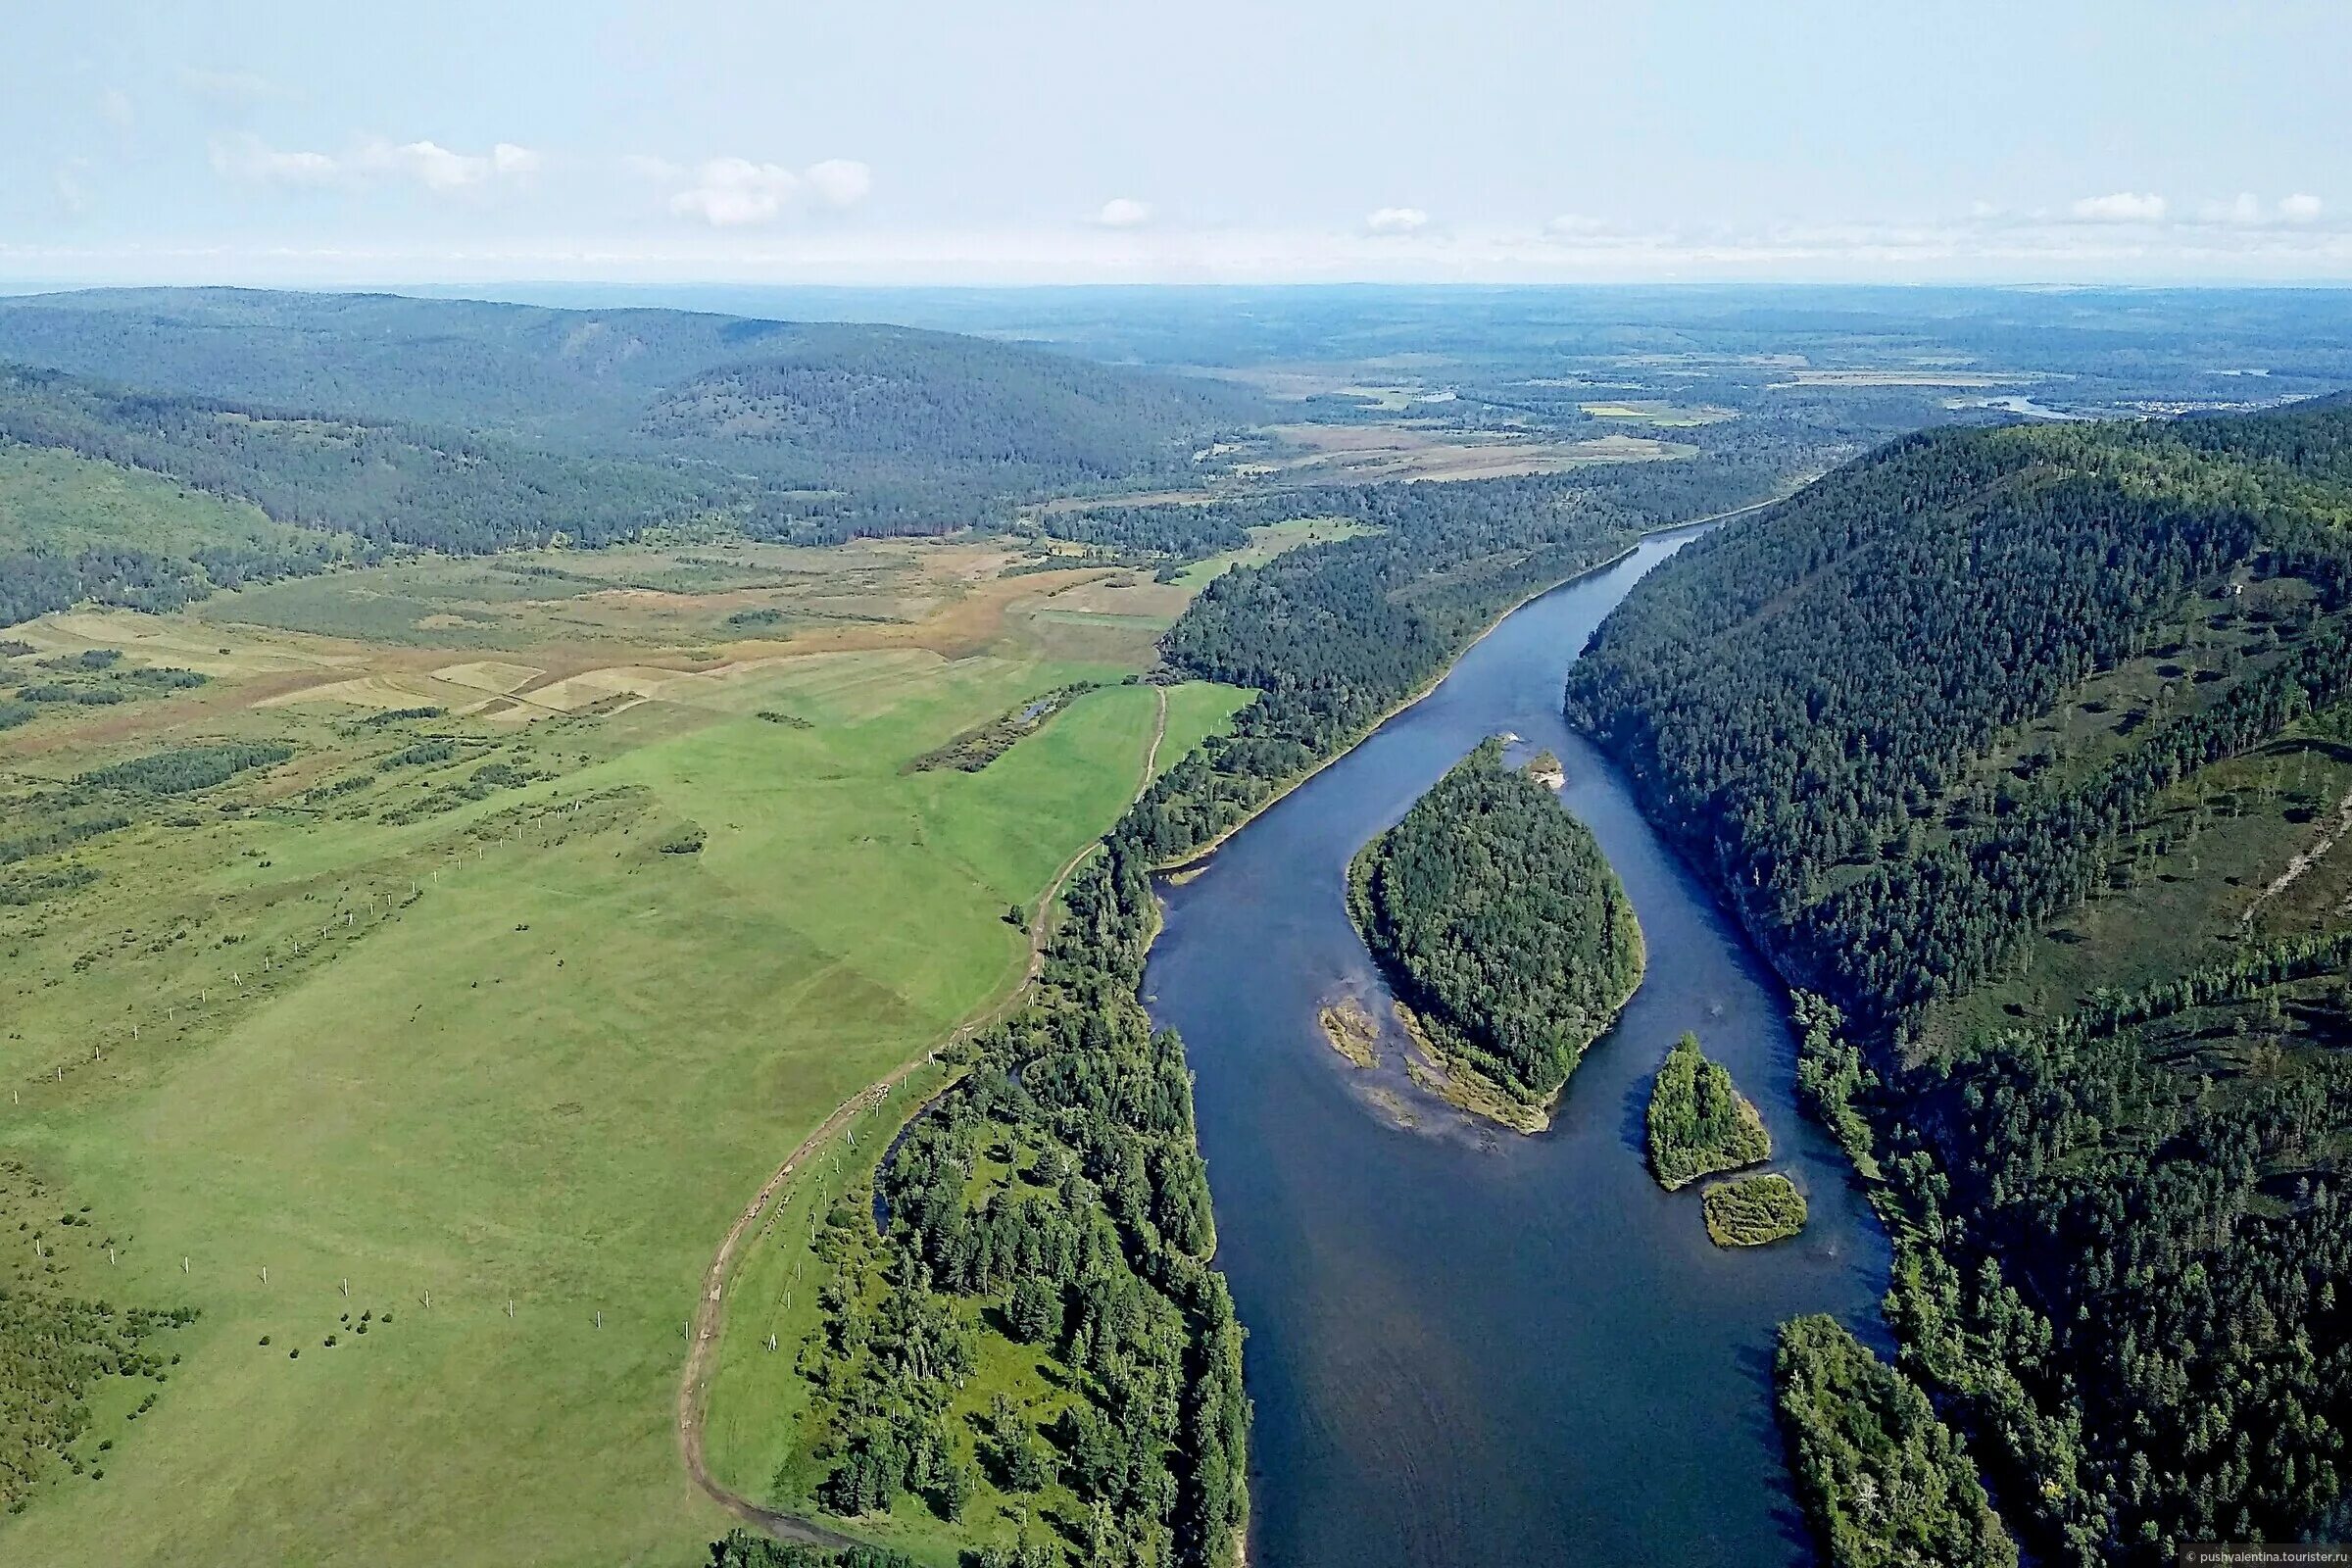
[1143,524,1892,1568]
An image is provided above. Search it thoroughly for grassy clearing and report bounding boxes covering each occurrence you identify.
[0,541,1245,1567]
[1171,517,1375,590]
[1578,401,1736,427]
[1260,421,1688,482]
[1923,693,2352,1060]
[0,445,318,560]
[1154,682,1254,774]
[189,539,1068,656]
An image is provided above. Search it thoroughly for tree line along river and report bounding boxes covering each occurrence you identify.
[1143,524,1892,1568]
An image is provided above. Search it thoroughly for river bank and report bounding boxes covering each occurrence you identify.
[1145,522,1892,1567]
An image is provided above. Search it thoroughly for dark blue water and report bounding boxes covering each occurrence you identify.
[1144,526,1891,1568]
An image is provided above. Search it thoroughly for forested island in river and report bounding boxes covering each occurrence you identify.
[1345,738,1645,1131]
[1646,1032,1772,1189]
[6,274,2352,1568]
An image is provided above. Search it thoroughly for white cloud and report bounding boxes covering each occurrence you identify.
[805,159,873,209]
[98,88,135,135]
[1545,213,1613,235]
[2280,192,2324,222]
[1366,206,1431,234]
[2071,191,2167,222]
[661,156,871,226]
[209,134,540,197]
[209,132,341,187]
[1096,197,1153,229]
[362,139,492,191]
[669,159,802,226]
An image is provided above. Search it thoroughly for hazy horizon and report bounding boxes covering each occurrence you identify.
[6,1,2348,290]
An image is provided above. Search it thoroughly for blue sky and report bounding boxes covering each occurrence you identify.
[3,0,2346,286]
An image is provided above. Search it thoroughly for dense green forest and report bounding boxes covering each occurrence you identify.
[1645,1032,1771,1189]
[704,1534,924,1568]
[1120,458,1785,866]
[780,839,1245,1567]
[1776,1314,2020,1568]
[1567,396,2352,1561]
[1567,401,2352,1031]
[0,367,714,554]
[0,290,1259,544]
[1347,739,1644,1119]
[763,452,1799,1555]
[0,290,1248,449]
[0,289,1277,629]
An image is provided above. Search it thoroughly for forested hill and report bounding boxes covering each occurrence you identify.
[0,364,711,553]
[0,288,1261,522]
[1567,396,2352,1019]
[1564,396,2352,1563]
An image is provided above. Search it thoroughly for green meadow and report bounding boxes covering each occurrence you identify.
[0,444,321,560]
[0,552,1248,1566]
[1172,516,1376,590]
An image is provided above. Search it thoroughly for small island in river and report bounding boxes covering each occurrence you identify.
[1701,1172,1809,1248]
[1645,1032,1771,1189]
[1317,995,1383,1068]
[1346,737,1644,1132]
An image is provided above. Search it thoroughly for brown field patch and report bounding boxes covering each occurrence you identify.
[430,661,547,694]
[1260,421,1687,482]
[1776,368,2019,388]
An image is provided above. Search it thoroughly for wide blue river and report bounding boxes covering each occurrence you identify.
[1144,524,1891,1567]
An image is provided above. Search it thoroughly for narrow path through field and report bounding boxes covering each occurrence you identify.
[676,684,1169,1543]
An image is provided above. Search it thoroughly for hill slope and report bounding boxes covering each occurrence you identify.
[0,289,1260,507]
[1565,396,2352,1562]
[0,289,1269,629]
[0,365,714,555]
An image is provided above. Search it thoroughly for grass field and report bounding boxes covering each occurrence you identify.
[0,540,1249,1566]
[0,445,324,560]
[1173,516,1377,590]
[1577,401,1737,428]
[1260,421,1692,481]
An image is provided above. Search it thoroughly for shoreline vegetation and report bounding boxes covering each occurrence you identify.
[1133,485,1793,883]
[1776,1315,2020,1568]
[686,461,1788,1560]
[1567,398,2352,1563]
[1345,738,1646,1133]
[1699,1172,1809,1248]
[1144,543,1643,877]
[1644,1032,1771,1190]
